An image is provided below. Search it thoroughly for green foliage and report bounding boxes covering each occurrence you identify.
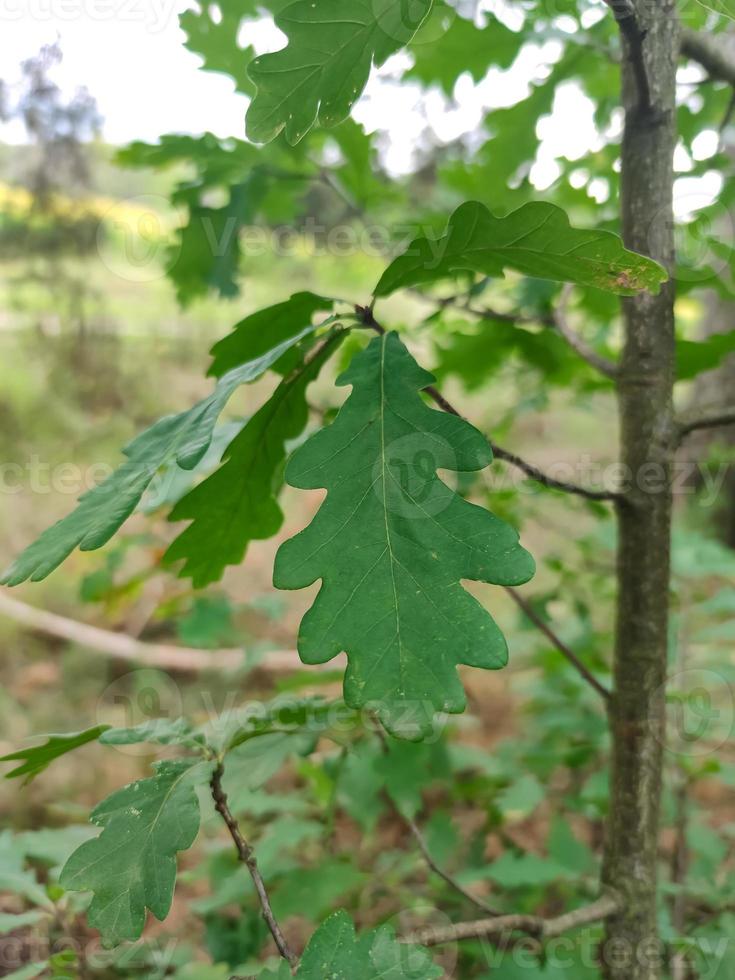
[275,331,535,737]
[5,5,734,974]
[677,330,735,381]
[117,135,316,305]
[209,292,337,377]
[0,726,109,782]
[60,759,212,945]
[0,326,320,585]
[408,4,521,94]
[255,910,441,978]
[375,201,668,298]
[246,0,434,143]
[166,331,342,586]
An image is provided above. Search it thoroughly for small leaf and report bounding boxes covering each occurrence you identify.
[0,911,46,935]
[60,760,212,946]
[1,327,316,586]
[275,332,535,738]
[269,909,441,979]
[165,332,342,586]
[245,0,434,144]
[209,292,336,378]
[1,727,109,782]
[0,832,54,908]
[496,774,545,822]
[408,5,521,94]
[486,852,571,889]
[374,201,668,298]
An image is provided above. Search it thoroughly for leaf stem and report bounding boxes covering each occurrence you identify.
[210,763,298,967]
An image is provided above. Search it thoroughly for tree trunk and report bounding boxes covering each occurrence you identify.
[602,3,679,979]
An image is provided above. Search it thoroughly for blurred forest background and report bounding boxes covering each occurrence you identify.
[0,6,734,978]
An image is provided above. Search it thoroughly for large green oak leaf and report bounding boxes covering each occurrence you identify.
[60,760,212,946]
[374,201,668,297]
[274,332,535,739]
[246,0,434,144]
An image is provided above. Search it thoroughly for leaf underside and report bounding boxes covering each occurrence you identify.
[165,332,342,586]
[1,327,317,586]
[246,0,434,144]
[60,760,210,946]
[274,332,535,739]
[375,200,669,297]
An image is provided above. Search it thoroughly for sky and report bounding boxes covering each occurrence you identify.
[0,0,606,183]
[0,0,722,201]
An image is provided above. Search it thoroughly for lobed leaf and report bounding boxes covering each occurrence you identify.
[274,332,535,739]
[1,726,110,783]
[60,760,212,946]
[166,332,342,586]
[374,201,668,298]
[209,292,336,377]
[255,909,441,978]
[1,327,317,586]
[245,0,434,143]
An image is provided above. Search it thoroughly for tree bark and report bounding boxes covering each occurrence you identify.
[602,2,679,979]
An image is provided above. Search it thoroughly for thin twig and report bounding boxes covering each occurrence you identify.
[489,442,619,502]
[416,285,618,379]
[0,590,307,673]
[211,763,298,968]
[676,405,735,443]
[355,306,621,503]
[374,727,503,916]
[720,89,735,137]
[401,893,621,947]
[409,288,555,327]
[505,587,611,702]
[602,0,652,112]
[403,814,504,916]
[553,286,619,379]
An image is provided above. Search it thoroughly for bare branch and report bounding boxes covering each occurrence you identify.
[0,590,307,673]
[505,587,612,701]
[355,307,621,503]
[211,763,299,967]
[401,893,621,948]
[602,0,652,112]
[681,29,735,86]
[676,405,735,443]
[374,726,503,916]
[553,286,619,379]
